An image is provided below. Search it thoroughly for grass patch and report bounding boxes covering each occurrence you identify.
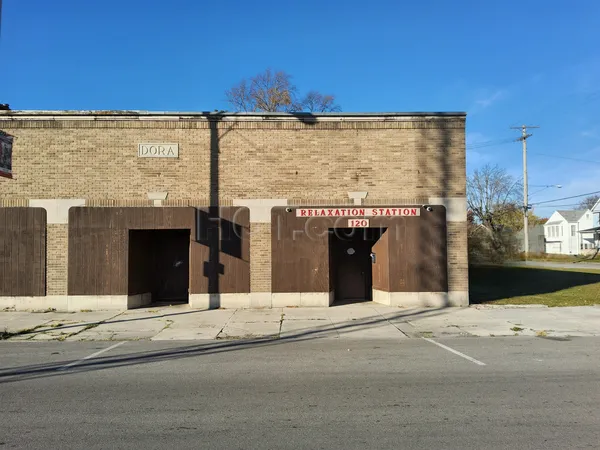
[0,325,45,340]
[510,326,524,332]
[470,265,600,307]
[32,308,56,313]
[516,252,600,263]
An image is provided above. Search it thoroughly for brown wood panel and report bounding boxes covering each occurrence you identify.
[69,207,194,295]
[371,229,390,292]
[271,209,329,293]
[32,209,45,294]
[0,208,46,296]
[68,207,248,296]
[127,229,153,295]
[387,209,448,292]
[271,206,448,293]
[10,210,20,295]
[191,207,250,294]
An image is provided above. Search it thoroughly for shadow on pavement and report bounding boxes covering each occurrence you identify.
[1,308,223,337]
[0,307,447,384]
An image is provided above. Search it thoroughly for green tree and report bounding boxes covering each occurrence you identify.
[495,204,547,232]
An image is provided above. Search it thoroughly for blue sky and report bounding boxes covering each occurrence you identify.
[1,0,599,216]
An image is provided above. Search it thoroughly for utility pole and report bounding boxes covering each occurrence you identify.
[511,124,539,259]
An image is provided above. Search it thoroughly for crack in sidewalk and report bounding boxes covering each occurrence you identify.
[53,311,126,341]
[215,309,238,340]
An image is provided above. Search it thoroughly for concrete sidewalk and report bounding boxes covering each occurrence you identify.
[1,303,600,342]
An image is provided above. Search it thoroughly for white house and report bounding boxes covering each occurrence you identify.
[543,209,595,255]
[592,198,600,228]
[580,198,600,250]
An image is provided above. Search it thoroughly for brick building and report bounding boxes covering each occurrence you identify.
[0,110,468,311]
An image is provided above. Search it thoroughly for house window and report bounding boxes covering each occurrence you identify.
[571,225,576,237]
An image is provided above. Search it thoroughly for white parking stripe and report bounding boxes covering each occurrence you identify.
[58,342,125,370]
[422,337,486,366]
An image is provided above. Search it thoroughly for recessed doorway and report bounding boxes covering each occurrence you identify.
[329,227,385,305]
[128,229,190,304]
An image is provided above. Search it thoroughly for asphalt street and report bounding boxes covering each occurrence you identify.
[1,337,599,449]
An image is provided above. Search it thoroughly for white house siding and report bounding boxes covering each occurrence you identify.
[546,242,561,254]
[543,210,595,255]
[593,200,600,248]
[593,199,600,228]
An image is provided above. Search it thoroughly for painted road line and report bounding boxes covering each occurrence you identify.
[58,342,125,371]
[421,337,486,366]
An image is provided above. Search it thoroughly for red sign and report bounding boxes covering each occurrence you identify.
[296,207,420,217]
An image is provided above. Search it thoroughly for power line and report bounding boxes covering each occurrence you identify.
[532,190,600,206]
[528,152,600,165]
[467,139,600,165]
[467,137,517,150]
[534,203,584,208]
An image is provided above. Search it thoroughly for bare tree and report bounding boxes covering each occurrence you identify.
[577,194,600,210]
[300,91,341,112]
[467,164,523,262]
[225,69,296,112]
[226,69,341,113]
[467,164,522,231]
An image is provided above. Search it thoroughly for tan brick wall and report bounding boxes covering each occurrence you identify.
[0,118,465,202]
[0,115,467,297]
[250,223,271,292]
[417,126,467,198]
[447,222,468,292]
[46,224,68,295]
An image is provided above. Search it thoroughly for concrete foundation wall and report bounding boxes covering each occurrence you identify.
[0,294,152,312]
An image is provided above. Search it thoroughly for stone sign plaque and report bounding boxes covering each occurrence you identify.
[138,143,179,158]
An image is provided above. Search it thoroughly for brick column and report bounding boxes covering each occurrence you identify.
[446,222,468,301]
[46,224,69,295]
[233,199,288,307]
[429,197,469,305]
[249,223,272,306]
[29,199,86,297]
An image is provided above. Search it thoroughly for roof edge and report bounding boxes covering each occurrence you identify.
[0,110,467,119]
